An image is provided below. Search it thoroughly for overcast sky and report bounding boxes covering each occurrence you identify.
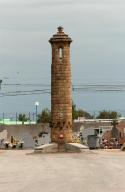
[0,0,125,116]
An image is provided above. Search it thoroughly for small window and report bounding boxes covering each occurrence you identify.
[59,48,63,59]
[94,129,99,135]
[100,129,102,134]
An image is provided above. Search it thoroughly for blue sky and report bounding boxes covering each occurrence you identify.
[0,0,125,116]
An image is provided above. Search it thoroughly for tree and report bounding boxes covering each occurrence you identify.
[72,103,78,120]
[37,108,51,123]
[18,114,28,124]
[72,103,92,119]
[38,104,92,123]
[96,110,121,119]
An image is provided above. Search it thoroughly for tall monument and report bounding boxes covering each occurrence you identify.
[49,26,72,143]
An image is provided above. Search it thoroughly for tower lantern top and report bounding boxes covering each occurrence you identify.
[58,26,64,33]
[49,26,72,44]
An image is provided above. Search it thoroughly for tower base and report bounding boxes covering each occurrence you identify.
[34,143,89,153]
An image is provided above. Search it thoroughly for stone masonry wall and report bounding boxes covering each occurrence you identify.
[49,27,73,143]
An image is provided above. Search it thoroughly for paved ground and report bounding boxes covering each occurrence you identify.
[0,149,125,192]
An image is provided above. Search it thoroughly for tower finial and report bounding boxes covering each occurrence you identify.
[58,26,64,33]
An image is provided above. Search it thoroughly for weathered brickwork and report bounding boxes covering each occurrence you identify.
[49,27,72,143]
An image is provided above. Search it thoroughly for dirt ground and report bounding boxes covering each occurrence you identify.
[0,149,125,192]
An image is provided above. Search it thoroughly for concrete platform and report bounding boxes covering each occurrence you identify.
[34,143,58,153]
[65,143,89,152]
[34,143,89,153]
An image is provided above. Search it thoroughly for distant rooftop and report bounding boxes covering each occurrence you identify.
[74,117,125,123]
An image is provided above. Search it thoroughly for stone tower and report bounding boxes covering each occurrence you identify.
[49,26,72,143]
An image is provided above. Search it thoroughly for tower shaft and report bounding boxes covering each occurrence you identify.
[49,27,72,143]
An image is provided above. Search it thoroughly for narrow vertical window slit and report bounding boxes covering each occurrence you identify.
[59,48,63,63]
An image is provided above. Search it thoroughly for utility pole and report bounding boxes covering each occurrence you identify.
[35,102,39,124]
[0,80,2,90]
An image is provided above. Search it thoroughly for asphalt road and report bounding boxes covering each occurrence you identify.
[0,150,125,192]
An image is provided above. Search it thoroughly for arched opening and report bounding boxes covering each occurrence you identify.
[59,48,63,62]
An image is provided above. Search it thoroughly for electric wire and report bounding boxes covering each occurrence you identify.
[1,83,125,97]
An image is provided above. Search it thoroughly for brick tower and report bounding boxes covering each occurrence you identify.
[49,26,72,143]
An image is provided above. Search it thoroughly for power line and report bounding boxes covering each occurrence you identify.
[1,83,125,97]
[2,83,50,87]
[1,89,125,98]
[3,83,125,89]
[0,89,50,97]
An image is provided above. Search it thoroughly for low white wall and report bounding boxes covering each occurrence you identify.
[0,124,51,148]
